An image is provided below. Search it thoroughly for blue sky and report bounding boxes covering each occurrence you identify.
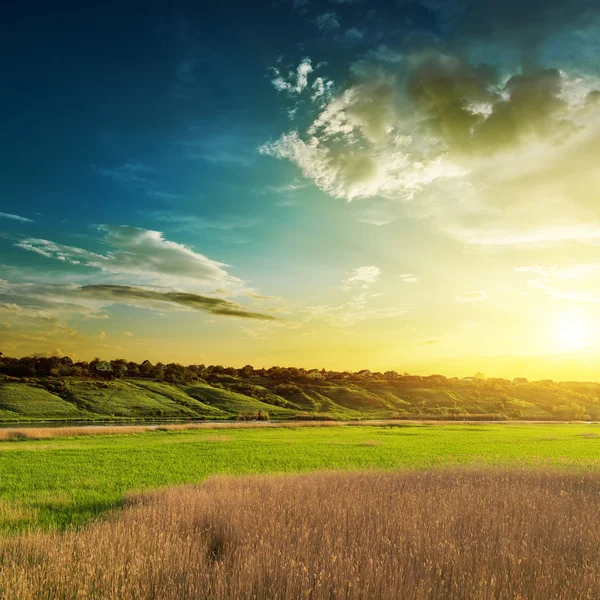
[2,0,600,378]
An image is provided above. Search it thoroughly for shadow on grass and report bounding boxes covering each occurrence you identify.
[4,498,124,535]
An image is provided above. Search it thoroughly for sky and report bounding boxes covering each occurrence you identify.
[1,0,600,379]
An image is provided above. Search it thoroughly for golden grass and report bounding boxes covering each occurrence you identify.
[2,469,600,599]
[0,418,540,442]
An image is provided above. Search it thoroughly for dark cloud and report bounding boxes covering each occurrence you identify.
[407,54,574,154]
[79,285,276,320]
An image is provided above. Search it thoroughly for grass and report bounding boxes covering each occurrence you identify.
[0,384,86,420]
[2,469,600,599]
[1,423,600,533]
[3,374,600,422]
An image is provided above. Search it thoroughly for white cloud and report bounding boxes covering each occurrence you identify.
[271,58,314,95]
[342,266,381,289]
[0,212,33,224]
[311,77,334,104]
[260,77,468,201]
[399,274,418,283]
[456,291,488,303]
[15,225,243,291]
[263,49,600,247]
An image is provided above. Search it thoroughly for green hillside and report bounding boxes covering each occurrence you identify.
[0,373,599,422]
[0,383,90,420]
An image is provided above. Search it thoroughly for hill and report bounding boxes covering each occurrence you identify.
[1,372,599,422]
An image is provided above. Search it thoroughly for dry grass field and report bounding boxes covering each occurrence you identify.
[2,469,600,599]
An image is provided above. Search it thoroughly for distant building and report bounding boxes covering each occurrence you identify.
[306,369,323,379]
[384,371,399,379]
[512,377,528,385]
[460,377,475,383]
[59,356,73,366]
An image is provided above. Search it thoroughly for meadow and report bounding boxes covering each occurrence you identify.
[1,422,600,533]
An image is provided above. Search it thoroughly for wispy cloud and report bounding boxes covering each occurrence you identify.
[399,274,418,283]
[93,162,154,186]
[456,291,488,303]
[0,212,33,224]
[80,285,276,320]
[304,292,407,327]
[146,211,261,232]
[342,266,381,290]
[516,263,600,303]
[174,132,256,167]
[15,225,244,291]
[271,57,314,95]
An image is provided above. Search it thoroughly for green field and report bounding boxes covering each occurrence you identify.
[1,423,600,534]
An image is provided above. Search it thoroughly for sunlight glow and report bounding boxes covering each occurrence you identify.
[552,311,593,352]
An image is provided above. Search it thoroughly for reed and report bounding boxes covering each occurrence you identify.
[1,468,600,599]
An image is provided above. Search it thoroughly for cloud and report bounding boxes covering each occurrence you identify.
[260,77,467,201]
[342,266,381,289]
[79,285,276,320]
[456,291,488,303]
[0,212,33,224]
[367,45,403,64]
[271,58,314,95]
[146,211,261,232]
[175,133,256,167]
[93,162,154,186]
[123,331,134,337]
[304,292,407,327]
[516,263,600,303]
[399,274,418,283]
[291,0,310,13]
[406,56,574,154]
[316,12,340,32]
[262,39,600,245]
[15,225,242,290]
[344,28,363,42]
